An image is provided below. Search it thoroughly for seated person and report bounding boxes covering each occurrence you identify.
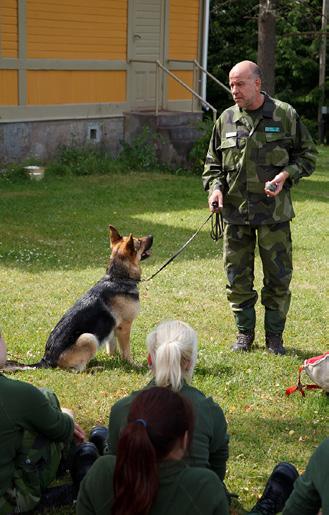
[280,436,329,515]
[107,320,229,482]
[78,387,299,515]
[0,330,96,513]
[76,386,229,515]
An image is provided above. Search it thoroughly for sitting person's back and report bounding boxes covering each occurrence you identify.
[107,320,229,482]
[0,330,88,513]
[77,387,229,515]
[282,436,329,515]
[0,373,74,493]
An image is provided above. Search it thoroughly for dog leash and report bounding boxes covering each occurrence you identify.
[141,210,223,283]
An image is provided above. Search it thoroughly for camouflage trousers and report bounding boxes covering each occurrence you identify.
[0,388,68,514]
[223,222,292,335]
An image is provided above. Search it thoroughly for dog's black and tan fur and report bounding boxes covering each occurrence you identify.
[7,226,152,372]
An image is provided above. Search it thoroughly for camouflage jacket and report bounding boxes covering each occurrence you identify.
[202,93,317,225]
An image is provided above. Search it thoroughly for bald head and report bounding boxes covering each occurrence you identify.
[230,60,262,80]
[0,332,7,367]
[229,60,264,110]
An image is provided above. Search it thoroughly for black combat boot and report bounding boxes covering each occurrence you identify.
[89,425,109,456]
[265,334,285,355]
[250,462,299,514]
[231,331,255,352]
[70,442,99,496]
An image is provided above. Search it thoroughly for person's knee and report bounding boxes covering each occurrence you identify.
[0,331,7,366]
[39,387,61,410]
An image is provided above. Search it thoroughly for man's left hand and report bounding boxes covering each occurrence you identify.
[264,170,289,197]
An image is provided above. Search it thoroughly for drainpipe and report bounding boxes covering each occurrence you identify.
[201,0,210,103]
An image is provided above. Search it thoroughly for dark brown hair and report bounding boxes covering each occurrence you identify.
[112,386,194,515]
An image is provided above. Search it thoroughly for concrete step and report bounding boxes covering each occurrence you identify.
[124,110,204,168]
[156,111,202,128]
[158,125,202,141]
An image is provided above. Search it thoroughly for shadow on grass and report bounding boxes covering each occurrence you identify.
[3,169,327,274]
[292,179,329,203]
[0,172,222,272]
[284,347,325,360]
[229,410,329,465]
[87,355,149,375]
[195,362,234,378]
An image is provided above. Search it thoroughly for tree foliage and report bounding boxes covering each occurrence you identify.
[207,0,327,137]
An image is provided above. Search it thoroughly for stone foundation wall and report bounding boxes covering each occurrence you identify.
[0,117,124,164]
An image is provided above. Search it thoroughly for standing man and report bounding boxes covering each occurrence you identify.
[202,60,317,355]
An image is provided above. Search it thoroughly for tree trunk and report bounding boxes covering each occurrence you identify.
[318,0,329,143]
[257,0,277,96]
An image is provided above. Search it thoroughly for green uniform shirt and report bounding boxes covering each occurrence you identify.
[0,373,74,495]
[282,438,329,515]
[76,455,229,515]
[202,93,317,225]
[107,380,229,481]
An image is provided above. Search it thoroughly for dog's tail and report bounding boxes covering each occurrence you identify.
[1,357,51,372]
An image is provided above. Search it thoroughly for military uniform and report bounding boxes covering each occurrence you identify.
[0,374,74,513]
[203,93,317,337]
[107,379,229,482]
[77,455,229,515]
[281,438,329,515]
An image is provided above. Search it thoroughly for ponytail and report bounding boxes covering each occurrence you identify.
[112,422,158,515]
[112,387,194,515]
[155,339,182,391]
[147,320,198,391]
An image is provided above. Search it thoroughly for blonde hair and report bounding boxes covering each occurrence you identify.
[146,320,198,392]
[0,332,7,367]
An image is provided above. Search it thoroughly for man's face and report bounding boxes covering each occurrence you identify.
[229,69,260,110]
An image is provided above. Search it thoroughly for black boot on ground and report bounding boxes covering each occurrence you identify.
[70,441,99,496]
[251,462,299,514]
[265,334,286,355]
[231,332,255,352]
[89,425,109,456]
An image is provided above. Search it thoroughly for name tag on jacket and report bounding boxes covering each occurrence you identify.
[265,127,281,133]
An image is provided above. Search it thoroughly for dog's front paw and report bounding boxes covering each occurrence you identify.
[86,365,105,374]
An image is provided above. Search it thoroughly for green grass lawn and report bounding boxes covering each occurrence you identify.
[0,147,328,513]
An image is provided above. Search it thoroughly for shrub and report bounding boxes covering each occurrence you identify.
[118,127,162,171]
[188,118,214,174]
[0,164,31,182]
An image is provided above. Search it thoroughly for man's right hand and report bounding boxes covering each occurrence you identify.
[208,189,223,212]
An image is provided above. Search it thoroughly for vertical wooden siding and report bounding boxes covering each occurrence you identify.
[26,0,128,59]
[168,0,200,101]
[168,70,193,100]
[0,0,18,58]
[27,70,127,105]
[0,70,18,105]
[168,0,199,60]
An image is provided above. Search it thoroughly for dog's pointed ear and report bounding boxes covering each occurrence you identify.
[109,225,122,246]
[126,234,135,254]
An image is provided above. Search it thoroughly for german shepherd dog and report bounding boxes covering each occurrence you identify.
[5,225,152,372]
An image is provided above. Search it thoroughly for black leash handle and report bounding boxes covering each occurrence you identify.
[210,201,224,241]
[142,209,223,283]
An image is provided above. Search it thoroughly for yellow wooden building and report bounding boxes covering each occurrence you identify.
[0,0,212,163]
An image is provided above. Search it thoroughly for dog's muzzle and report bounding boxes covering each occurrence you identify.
[141,235,153,260]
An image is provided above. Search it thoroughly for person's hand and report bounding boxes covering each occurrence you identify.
[264,170,289,197]
[73,422,86,444]
[208,189,223,212]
